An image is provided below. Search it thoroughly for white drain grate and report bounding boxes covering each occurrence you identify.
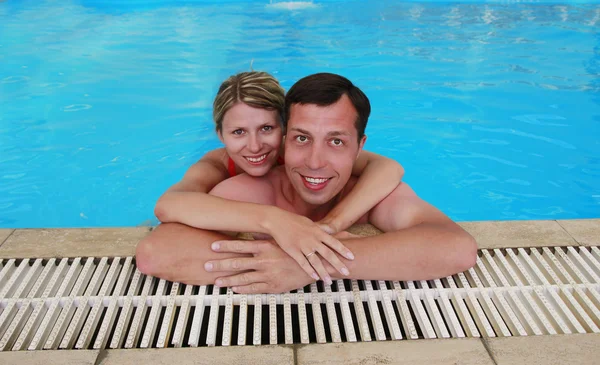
[0,246,599,350]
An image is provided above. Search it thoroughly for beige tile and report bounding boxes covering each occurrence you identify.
[486,334,600,365]
[98,346,294,365]
[0,228,150,259]
[0,229,14,247]
[459,220,577,249]
[0,350,99,364]
[556,219,600,246]
[297,339,494,365]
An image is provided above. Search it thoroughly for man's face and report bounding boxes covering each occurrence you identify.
[284,94,366,206]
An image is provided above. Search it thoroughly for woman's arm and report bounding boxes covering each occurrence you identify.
[319,151,404,233]
[154,149,353,283]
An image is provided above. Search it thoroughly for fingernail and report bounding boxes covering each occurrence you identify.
[215,279,223,286]
[325,276,332,285]
[311,273,319,281]
[232,287,239,292]
[212,242,220,251]
[204,262,213,271]
[341,267,350,276]
[346,252,355,260]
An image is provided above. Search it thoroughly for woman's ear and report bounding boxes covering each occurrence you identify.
[217,130,224,144]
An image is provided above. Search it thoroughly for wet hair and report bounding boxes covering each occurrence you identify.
[284,73,371,140]
[213,71,285,132]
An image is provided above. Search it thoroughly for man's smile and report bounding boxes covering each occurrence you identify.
[300,174,332,191]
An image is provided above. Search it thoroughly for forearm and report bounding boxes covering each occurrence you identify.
[155,192,277,235]
[324,158,403,231]
[135,223,250,285]
[324,223,477,281]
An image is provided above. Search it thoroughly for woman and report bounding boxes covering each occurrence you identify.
[155,71,404,284]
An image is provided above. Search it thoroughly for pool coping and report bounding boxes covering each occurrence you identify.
[1,218,599,259]
[0,218,599,364]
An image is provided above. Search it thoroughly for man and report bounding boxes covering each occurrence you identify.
[136,73,477,294]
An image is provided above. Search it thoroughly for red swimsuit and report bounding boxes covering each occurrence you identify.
[228,156,284,177]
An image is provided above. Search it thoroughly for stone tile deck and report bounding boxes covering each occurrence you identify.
[0,219,598,365]
[97,346,295,365]
[0,229,14,247]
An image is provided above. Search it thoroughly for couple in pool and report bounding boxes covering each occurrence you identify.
[136,72,477,294]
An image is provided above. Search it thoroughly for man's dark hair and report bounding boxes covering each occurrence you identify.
[284,73,371,141]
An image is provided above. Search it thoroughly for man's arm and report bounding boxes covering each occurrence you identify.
[328,182,477,280]
[136,174,275,284]
[135,222,247,285]
[208,182,477,293]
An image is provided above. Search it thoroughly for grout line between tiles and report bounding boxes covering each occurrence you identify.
[0,229,15,249]
[94,349,108,365]
[293,344,299,365]
[555,220,583,246]
[480,337,499,365]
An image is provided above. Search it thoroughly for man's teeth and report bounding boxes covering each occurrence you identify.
[304,176,329,184]
[246,154,267,162]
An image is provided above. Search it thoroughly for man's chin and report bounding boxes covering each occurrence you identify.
[297,191,335,206]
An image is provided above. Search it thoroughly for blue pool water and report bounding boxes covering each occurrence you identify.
[0,0,599,228]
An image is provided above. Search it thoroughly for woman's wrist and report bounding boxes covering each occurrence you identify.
[320,212,343,234]
[258,205,281,235]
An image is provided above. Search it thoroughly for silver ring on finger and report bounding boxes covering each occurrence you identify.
[305,251,317,259]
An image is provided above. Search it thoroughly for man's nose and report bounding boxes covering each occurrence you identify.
[306,144,326,170]
[247,134,262,153]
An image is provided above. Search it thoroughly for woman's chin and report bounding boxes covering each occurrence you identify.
[244,164,274,177]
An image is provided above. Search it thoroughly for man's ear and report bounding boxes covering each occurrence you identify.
[357,135,367,159]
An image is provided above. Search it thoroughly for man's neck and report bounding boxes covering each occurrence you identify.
[278,168,340,222]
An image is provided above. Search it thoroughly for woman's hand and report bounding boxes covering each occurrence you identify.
[264,210,354,285]
[316,218,341,235]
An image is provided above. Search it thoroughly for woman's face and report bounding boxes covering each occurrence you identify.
[219,102,282,177]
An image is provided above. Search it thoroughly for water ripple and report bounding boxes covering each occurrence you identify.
[512,114,569,127]
[472,126,576,150]
[2,76,29,84]
[63,104,92,112]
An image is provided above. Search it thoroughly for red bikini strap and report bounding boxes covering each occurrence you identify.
[227,157,237,177]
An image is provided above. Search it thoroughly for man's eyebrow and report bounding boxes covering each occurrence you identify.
[289,128,352,137]
[289,127,312,135]
[326,131,352,137]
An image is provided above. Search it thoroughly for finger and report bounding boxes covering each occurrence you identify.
[322,234,355,260]
[317,223,336,235]
[307,253,332,286]
[211,240,262,254]
[316,245,350,278]
[292,251,320,281]
[204,257,257,272]
[231,283,271,294]
[215,271,265,288]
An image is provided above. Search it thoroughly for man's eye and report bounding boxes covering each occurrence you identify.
[295,135,308,143]
[331,139,343,146]
[232,129,244,135]
[262,125,273,132]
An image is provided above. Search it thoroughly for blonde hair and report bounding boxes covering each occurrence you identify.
[213,71,285,132]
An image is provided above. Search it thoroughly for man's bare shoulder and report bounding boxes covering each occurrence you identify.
[208,167,283,206]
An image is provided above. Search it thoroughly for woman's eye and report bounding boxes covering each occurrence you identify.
[331,139,343,146]
[232,129,244,135]
[262,125,273,132]
[295,135,308,143]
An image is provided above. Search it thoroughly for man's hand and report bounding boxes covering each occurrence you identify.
[203,240,314,294]
[265,210,354,285]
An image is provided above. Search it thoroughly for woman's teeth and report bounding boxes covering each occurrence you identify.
[304,176,329,184]
[246,154,267,163]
